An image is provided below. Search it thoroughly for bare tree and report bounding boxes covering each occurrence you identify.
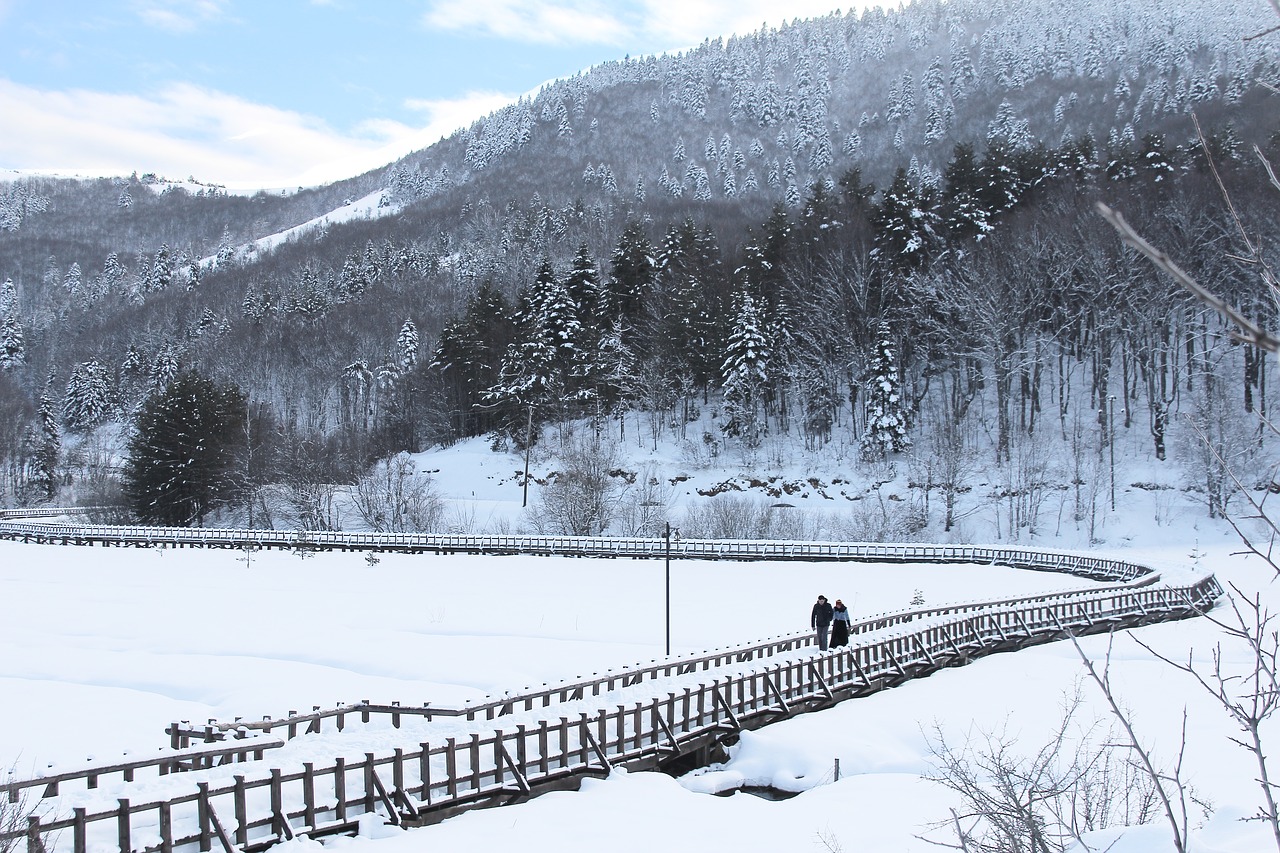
[1065,631,1203,853]
[352,452,443,533]
[1131,586,1280,850]
[526,431,628,535]
[925,685,1170,853]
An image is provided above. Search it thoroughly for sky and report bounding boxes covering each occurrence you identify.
[0,1,871,190]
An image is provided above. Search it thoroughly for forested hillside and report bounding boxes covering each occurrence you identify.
[0,0,1276,532]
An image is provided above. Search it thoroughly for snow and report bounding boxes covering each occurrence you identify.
[201,190,395,268]
[3,434,1278,852]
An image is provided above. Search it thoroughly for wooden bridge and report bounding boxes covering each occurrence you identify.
[0,510,1223,853]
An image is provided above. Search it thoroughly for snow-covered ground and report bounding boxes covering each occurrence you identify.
[203,189,395,268]
[8,414,1280,853]
[0,519,1273,852]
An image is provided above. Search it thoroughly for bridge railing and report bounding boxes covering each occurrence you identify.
[0,519,1154,581]
[165,572,1166,746]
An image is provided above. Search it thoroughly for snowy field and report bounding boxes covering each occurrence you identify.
[1,521,1274,852]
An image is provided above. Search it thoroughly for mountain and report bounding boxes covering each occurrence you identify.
[0,0,1276,524]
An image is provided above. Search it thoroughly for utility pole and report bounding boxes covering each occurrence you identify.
[522,404,534,508]
[664,522,678,656]
[1107,394,1116,511]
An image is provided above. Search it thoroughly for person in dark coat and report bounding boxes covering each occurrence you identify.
[831,599,850,647]
[811,595,833,651]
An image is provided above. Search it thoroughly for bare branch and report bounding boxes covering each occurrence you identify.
[1259,145,1280,194]
[1245,22,1280,42]
[1064,629,1190,852]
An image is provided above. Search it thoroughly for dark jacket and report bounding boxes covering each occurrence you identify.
[811,600,833,627]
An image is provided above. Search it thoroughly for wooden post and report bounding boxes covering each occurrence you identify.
[26,815,42,853]
[72,808,86,853]
[302,763,316,829]
[269,770,284,839]
[445,740,458,800]
[117,799,131,853]
[419,743,432,804]
[515,725,528,778]
[393,748,406,803]
[362,753,376,814]
[158,803,173,853]
[334,757,347,822]
[468,735,481,793]
[197,782,212,852]
[233,776,248,846]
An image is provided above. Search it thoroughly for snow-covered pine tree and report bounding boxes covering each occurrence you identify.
[721,292,770,448]
[28,386,60,503]
[0,315,24,369]
[397,318,420,372]
[63,360,114,430]
[860,320,911,461]
[151,346,181,390]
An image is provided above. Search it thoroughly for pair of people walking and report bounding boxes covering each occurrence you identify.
[810,595,850,651]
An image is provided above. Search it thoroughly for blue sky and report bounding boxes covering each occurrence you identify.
[0,1,868,189]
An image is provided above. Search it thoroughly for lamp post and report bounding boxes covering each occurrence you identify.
[1107,394,1116,511]
[522,403,534,508]
[664,522,678,656]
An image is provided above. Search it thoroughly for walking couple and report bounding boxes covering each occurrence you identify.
[810,594,850,651]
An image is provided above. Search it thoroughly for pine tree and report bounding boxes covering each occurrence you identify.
[872,167,941,272]
[123,371,247,526]
[63,360,114,430]
[860,321,911,461]
[151,346,181,390]
[27,387,60,503]
[0,278,15,316]
[606,223,656,331]
[397,318,420,372]
[0,315,24,369]
[432,283,516,438]
[721,292,770,447]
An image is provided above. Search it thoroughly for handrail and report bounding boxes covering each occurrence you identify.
[0,518,1154,582]
[0,737,283,802]
[168,572,1165,744]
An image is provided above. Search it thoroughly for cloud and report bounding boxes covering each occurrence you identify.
[131,0,228,33]
[637,1,857,45]
[421,0,867,47]
[422,0,631,46]
[0,79,513,189]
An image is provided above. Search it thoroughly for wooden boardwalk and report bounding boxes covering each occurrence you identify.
[0,511,1222,853]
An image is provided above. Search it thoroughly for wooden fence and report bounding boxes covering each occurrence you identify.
[167,575,1161,746]
[0,518,1154,581]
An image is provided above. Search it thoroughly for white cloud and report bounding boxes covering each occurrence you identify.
[637,0,860,45]
[423,0,631,45]
[421,0,869,47]
[0,79,512,189]
[131,0,228,33]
